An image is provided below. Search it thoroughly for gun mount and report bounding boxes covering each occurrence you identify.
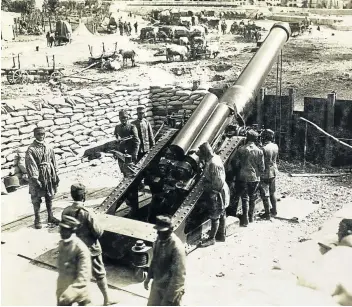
[94,22,291,268]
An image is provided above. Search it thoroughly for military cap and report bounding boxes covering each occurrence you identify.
[59,215,80,230]
[33,127,45,133]
[119,109,129,117]
[246,129,259,142]
[136,106,146,111]
[262,129,275,139]
[71,183,86,195]
[154,215,173,231]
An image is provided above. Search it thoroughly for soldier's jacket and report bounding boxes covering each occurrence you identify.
[25,140,59,197]
[234,142,265,182]
[62,202,103,257]
[56,235,92,305]
[114,123,140,160]
[148,233,186,302]
[261,141,279,179]
[132,118,155,154]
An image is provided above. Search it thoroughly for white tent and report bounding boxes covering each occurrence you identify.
[72,22,93,40]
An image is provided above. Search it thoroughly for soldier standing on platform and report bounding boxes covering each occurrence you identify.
[114,109,140,165]
[132,106,155,161]
[25,127,60,229]
[197,142,230,247]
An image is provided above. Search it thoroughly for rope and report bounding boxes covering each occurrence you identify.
[300,117,352,151]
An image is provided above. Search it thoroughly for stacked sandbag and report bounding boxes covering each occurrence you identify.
[1,84,154,176]
[150,83,210,128]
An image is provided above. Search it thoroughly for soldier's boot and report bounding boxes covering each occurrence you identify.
[270,193,277,216]
[33,203,42,229]
[248,200,256,223]
[240,200,249,227]
[46,200,60,225]
[216,214,226,242]
[200,219,219,247]
[97,277,118,306]
[259,198,271,220]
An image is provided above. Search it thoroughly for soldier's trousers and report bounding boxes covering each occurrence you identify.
[148,283,184,306]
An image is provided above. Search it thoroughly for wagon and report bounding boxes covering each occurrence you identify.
[189,43,211,60]
[1,54,64,85]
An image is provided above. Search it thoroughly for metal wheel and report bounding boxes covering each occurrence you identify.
[11,70,27,84]
[50,71,63,82]
[7,72,15,84]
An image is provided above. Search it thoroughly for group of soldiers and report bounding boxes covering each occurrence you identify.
[23,104,277,305]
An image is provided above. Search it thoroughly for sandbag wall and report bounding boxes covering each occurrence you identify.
[150,84,209,127]
[1,85,153,178]
[1,83,211,179]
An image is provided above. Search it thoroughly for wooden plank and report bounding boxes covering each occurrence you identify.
[96,215,157,243]
[289,173,350,177]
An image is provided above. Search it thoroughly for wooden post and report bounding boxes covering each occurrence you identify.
[303,121,308,169]
[286,88,295,157]
[256,87,266,129]
[18,54,20,69]
[324,92,336,165]
[46,55,49,67]
[53,55,55,70]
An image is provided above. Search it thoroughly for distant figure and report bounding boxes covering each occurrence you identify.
[134,21,138,34]
[119,21,124,36]
[191,15,196,26]
[127,22,132,36]
[317,25,320,31]
[46,31,54,47]
[221,21,227,35]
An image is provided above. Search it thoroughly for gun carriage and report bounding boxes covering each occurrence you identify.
[94,23,291,279]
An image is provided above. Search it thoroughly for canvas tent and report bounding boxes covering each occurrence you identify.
[1,11,20,41]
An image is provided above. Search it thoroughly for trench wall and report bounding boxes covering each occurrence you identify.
[1,83,210,179]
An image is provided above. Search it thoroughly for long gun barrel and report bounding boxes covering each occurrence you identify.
[170,22,291,158]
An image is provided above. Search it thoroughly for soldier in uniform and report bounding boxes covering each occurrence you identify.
[232,130,265,227]
[259,129,279,220]
[25,127,60,229]
[132,106,155,161]
[57,215,91,306]
[197,142,230,247]
[144,215,186,306]
[114,109,140,165]
[62,184,116,306]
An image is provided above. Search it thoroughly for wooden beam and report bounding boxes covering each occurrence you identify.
[290,173,351,178]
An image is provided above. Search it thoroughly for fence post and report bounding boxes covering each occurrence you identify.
[324,92,336,165]
[256,87,266,129]
[286,88,295,157]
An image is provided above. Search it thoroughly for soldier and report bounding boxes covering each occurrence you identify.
[197,142,230,247]
[62,184,117,306]
[232,130,264,227]
[25,127,60,229]
[259,129,279,220]
[134,21,138,34]
[132,106,155,161]
[144,215,186,306]
[114,109,140,164]
[57,215,92,306]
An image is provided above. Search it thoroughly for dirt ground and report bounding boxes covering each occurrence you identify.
[2,15,352,108]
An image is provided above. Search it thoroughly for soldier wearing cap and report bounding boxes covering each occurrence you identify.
[259,129,279,219]
[196,142,230,247]
[231,130,265,226]
[62,183,116,306]
[57,215,92,306]
[144,215,186,306]
[132,106,155,161]
[25,127,60,229]
[114,109,140,164]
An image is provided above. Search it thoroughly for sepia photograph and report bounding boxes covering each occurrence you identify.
[1,0,352,305]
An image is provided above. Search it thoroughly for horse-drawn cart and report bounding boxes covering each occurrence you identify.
[1,54,64,84]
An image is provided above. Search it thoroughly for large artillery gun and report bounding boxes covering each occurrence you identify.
[94,22,291,274]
